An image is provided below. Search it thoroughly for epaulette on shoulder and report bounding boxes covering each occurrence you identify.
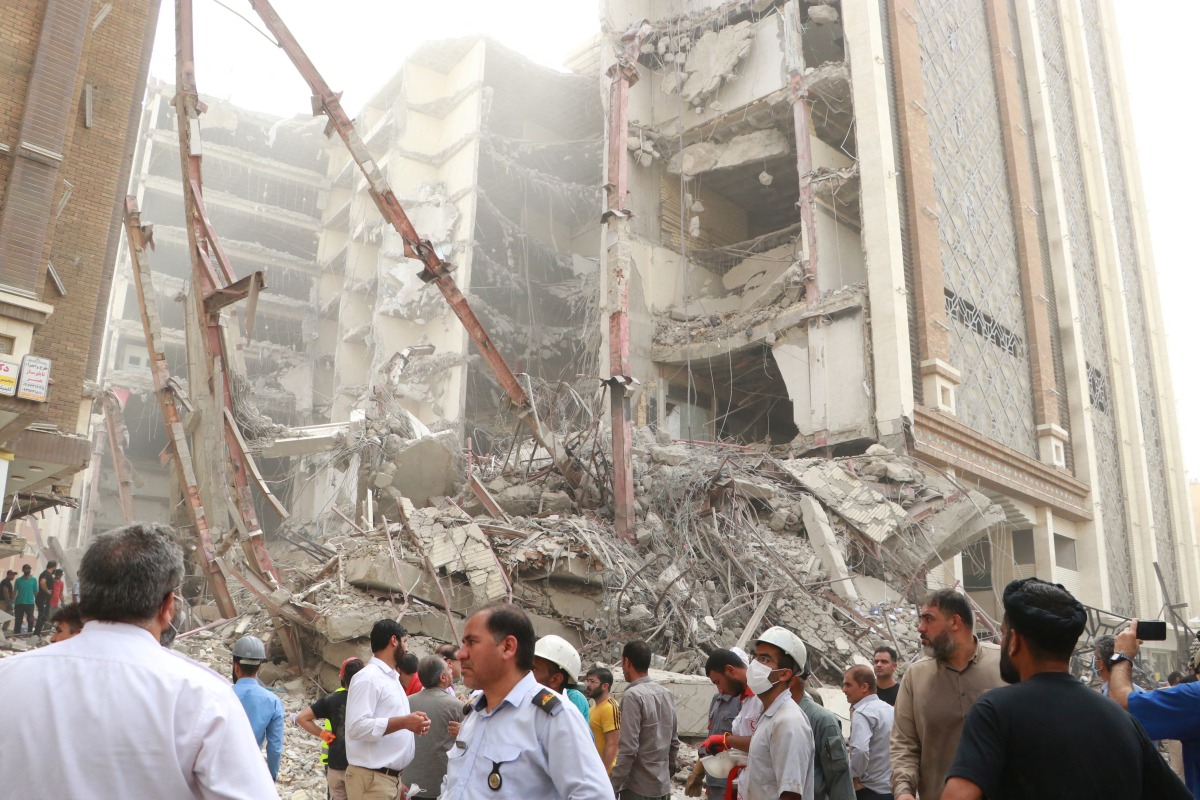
[532,688,562,714]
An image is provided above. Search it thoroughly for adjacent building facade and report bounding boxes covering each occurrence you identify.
[0,0,160,565]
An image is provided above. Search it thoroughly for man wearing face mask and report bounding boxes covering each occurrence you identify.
[739,626,814,800]
[941,578,1188,800]
[0,522,278,797]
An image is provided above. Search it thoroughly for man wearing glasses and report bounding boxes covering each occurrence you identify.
[741,626,815,800]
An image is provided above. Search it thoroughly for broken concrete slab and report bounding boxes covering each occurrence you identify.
[722,244,795,293]
[650,445,689,466]
[781,460,909,545]
[732,477,775,501]
[404,610,465,643]
[321,638,371,669]
[543,584,605,619]
[739,262,804,312]
[667,128,791,177]
[343,554,478,613]
[667,295,743,321]
[676,21,756,106]
[882,490,1004,576]
[318,609,377,643]
[799,495,858,602]
[388,431,460,508]
[494,484,541,516]
[527,611,583,650]
[517,553,604,585]
[853,575,905,606]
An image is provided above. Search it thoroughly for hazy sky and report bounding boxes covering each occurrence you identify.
[147,1,1200,479]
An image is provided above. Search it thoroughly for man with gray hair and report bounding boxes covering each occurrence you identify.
[406,654,465,799]
[0,522,278,798]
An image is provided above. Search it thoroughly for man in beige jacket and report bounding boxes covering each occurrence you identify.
[890,589,1003,800]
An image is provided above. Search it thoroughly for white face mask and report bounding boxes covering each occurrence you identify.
[746,659,778,696]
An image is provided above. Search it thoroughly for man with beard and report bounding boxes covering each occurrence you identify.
[941,578,1188,799]
[890,589,1003,800]
[585,666,620,774]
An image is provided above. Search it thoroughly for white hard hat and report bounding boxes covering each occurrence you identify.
[232,635,267,665]
[756,626,808,673]
[700,750,748,779]
[534,635,582,684]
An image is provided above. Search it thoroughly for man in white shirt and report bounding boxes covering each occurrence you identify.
[345,619,431,800]
[742,626,815,800]
[0,522,278,799]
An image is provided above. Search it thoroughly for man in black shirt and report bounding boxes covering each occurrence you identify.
[943,578,1188,800]
[296,657,366,800]
[1,569,15,634]
[33,560,56,637]
[873,646,900,707]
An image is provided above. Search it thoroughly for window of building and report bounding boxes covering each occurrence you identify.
[1011,529,1036,565]
[1054,534,1078,571]
[962,539,992,591]
[0,335,15,355]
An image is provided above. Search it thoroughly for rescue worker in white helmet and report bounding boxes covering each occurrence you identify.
[533,634,590,723]
[709,627,815,800]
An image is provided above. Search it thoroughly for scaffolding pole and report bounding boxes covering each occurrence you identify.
[121,198,237,619]
[174,0,285,585]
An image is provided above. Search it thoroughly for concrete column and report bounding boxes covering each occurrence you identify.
[1057,0,1157,616]
[842,0,914,446]
[983,0,1065,466]
[884,0,958,413]
[1096,0,1200,614]
[1032,506,1057,579]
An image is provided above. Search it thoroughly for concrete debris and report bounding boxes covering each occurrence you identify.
[807,3,839,24]
[663,21,756,106]
[206,427,1006,706]
[667,128,791,177]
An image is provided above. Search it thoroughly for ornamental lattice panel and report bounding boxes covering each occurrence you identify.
[1007,0,1073,472]
[916,0,1038,457]
[1035,0,1134,614]
[1079,1,1179,601]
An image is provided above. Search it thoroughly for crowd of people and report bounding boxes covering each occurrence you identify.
[2,520,1199,799]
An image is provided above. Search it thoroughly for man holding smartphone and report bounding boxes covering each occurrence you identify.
[1111,620,1200,798]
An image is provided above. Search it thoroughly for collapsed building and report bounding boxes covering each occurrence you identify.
[68,0,1199,733]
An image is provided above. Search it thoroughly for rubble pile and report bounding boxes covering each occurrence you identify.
[224,422,1004,695]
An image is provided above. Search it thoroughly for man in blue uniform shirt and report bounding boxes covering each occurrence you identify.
[1110,621,1200,798]
[231,634,285,781]
[441,603,611,799]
